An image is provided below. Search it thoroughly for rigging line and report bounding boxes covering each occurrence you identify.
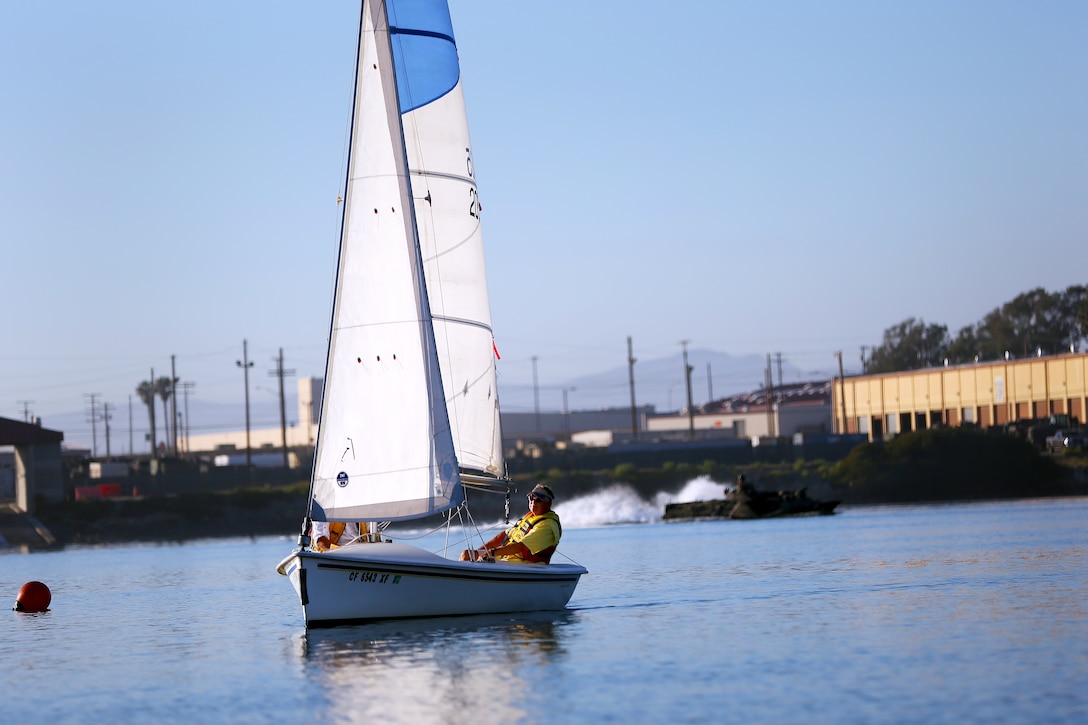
[550,549,585,568]
[386,517,451,541]
[447,497,507,551]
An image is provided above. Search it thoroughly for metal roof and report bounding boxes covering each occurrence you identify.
[0,417,64,445]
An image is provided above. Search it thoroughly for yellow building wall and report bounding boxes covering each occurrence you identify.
[882,377,900,415]
[834,352,1088,439]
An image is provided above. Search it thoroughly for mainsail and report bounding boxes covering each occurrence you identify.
[310,0,503,522]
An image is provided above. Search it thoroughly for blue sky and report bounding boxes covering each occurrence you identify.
[2,1,1086,451]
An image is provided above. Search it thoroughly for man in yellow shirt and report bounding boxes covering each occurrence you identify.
[462,484,562,564]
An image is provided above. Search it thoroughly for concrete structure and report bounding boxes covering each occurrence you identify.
[0,417,64,514]
[832,351,1088,439]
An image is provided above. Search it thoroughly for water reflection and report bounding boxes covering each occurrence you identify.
[294,610,576,722]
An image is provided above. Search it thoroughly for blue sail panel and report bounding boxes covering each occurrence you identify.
[388,0,459,114]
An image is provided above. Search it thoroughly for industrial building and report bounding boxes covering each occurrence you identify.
[643,380,832,444]
[832,351,1088,439]
[0,416,64,513]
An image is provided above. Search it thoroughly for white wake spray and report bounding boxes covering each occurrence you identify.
[553,475,726,527]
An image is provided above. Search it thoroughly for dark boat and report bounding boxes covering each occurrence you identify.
[663,476,839,521]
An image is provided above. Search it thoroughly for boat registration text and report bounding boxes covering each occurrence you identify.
[347,570,401,585]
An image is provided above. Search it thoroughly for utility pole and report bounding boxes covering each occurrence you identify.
[681,341,694,440]
[835,351,847,434]
[775,352,783,388]
[531,356,540,433]
[766,354,776,439]
[128,395,133,456]
[102,402,112,460]
[149,367,157,456]
[627,336,638,439]
[178,382,196,455]
[84,393,101,458]
[170,355,179,456]
[706,362,713,402]
[237,340,255,467]
[17,400,34,423]
[269,348,296,469]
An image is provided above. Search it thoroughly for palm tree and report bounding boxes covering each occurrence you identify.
[136,379,157,454]
[155,376,176,456]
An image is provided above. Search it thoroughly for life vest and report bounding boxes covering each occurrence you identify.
[326,521,367,547]
[505,511,562,563]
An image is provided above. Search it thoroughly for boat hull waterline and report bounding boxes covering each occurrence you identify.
[277,543,587,626]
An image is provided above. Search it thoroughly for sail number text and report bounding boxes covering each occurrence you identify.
[347,570,399,585]
[469,187,481,218]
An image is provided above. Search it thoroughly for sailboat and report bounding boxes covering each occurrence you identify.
[276,0,586,627]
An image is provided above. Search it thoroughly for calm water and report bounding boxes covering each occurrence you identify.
[2,493,1086,724]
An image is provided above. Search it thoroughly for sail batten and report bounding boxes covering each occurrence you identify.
[310,0,503,523]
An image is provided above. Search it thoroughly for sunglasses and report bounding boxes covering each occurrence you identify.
[527,494,550,503]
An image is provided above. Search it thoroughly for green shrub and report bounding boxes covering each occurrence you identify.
[828,427,1065,502]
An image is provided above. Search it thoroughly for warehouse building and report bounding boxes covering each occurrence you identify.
[832,351,1088,439]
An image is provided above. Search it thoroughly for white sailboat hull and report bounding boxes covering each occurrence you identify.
[277,542,587,627]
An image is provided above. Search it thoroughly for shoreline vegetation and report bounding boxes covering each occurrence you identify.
[26,428,1088,548]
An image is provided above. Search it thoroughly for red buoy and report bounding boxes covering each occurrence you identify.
[14,581,51,613]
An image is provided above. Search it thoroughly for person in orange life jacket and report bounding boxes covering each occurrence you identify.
[310,521,363,552]
[460,484,562,564]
